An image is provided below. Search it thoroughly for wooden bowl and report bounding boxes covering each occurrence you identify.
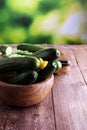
[0,75,54,107]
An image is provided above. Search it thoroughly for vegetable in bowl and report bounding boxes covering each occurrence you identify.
[0,44,62,85]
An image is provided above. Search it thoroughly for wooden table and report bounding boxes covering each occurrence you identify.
[0,45,87,130]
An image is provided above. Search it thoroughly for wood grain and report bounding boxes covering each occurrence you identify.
[71,45,87,84]
[0,44,87,130]
[0,93,55,130]
[52,45,87,130]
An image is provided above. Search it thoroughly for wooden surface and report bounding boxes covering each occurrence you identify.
[0,44,87,130]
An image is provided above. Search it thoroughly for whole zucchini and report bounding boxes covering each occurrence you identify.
[12,50,33,56]
[33,48,60,61]
[36,61,56,82]
[7,71,38,85]
[0,45,12,56]
[17,44,46,52]
[54,60,62,71]
[0,56,40,72]
[0,71,16,82]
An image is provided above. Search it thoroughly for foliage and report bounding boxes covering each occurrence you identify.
[0,0,87,44]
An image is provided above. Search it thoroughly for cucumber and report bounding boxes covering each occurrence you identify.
[12,50,33,56]
[0,71,16,82]
[0,56,40,72]
[0,45,12,56]
[54,60,62,71]
[36,61,56,82]
[17,44,46,52]
[7,71,38,85]
[33,48,60,61]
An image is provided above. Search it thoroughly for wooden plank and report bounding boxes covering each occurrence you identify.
[0,93,55,130]
[0,105,8,130]
[52,45,87,130]
[0,44,87,130]
[71,45,87,84]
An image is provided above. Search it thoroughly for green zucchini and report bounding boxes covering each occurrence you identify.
[33,48,60,61]
[12,50,33,56]
[0,56,40,72]
[54,60,62,71]
[36,61,56,82]
[7,71,38,85]
[17,44,47,52]
[0,71,16,82]
[0,45,12,56]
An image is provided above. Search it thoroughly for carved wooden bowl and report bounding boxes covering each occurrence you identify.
[0,75,54,107]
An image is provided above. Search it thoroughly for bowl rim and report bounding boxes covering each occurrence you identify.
[0,74,54,88]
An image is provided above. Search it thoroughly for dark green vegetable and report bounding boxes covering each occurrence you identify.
[0,44,62,85]
[12,50,33,56]
[33,48,60,61]
[36,61,56,82]
[7,71,38,85]
[17,43,47,52]
[0,71,16,82]
[0,45,12,56]
[0,56,40,72]
[54,60,62,71]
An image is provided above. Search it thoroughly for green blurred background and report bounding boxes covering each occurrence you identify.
[0,0,87,44]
